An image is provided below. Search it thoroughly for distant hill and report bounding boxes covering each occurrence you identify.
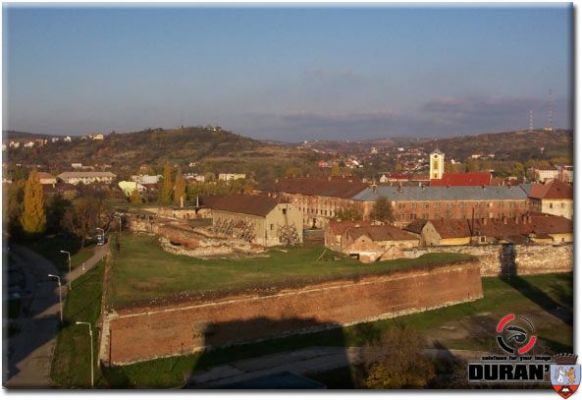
[3,126,316,182]
[418,129,573,162]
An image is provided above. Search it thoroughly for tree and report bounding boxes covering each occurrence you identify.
[360,326,436,389]
[159,162,173,204]
[330,164,341,176]
[3,180,25,235]
[370,197,394,223]
[130,189,142,205]
[335,207,363,221]
[60,189,112,248]
[20,170,46,235]
[173,168,186,206]
[285,166,302,178]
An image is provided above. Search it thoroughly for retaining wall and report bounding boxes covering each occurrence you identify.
[101,261,483,365]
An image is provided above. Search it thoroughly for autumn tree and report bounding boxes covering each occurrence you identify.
[370,197,394,223]
[159,162,174,204]
[3,180,25,235]
[61,190,112,248]
[20,170,46,235]
[130,189,142,205]
[335,207,363,221]
[360,326,436,389]
[173,168,186,206]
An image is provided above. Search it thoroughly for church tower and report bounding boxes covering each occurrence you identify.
[430,148,445,180]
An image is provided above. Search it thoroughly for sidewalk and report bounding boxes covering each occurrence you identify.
[65,243,108,284]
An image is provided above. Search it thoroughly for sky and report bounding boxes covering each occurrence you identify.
[2,4,573,141]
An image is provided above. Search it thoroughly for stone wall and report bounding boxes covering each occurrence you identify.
[100,261,483,365]
[403,244,573,277]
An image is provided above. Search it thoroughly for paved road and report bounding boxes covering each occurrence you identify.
[187,345,485,388]
[4,245,61,388]
[65,243,108,284]
[4,243,108,388]
[188,346,366,388]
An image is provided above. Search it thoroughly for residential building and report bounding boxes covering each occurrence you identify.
[130,175,161,185]
[36,172,57,186]
[64,136,72,142]
[534,168,560,183]
[23,141,34,148]
[528,180,573,220]
[218,173,246,181]
[205,194,303,247]
[57,171,116,185]
[405,213,572,246]
[325,221,418,263]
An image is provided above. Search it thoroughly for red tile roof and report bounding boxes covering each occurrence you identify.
[430,172,492,187]
[327,220,373,235]
[529,180,573,200]
[345,224,417,242]
[203,194,280,217]
[264,177,368,199]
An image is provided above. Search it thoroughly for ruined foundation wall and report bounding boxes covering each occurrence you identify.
[102,261,483,365]
[404,244,572,277]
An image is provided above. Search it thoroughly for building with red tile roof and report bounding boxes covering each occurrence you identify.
[430,172,492,187]
[528,180,573,220]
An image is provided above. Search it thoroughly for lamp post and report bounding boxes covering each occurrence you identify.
[76,321,94,388]
[60,250,72,290]
[47,274,63,323]
[115,214,122,234]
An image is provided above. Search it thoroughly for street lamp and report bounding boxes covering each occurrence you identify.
[60,250,72,290]
[47,274,63,323]
[76,321,94,388]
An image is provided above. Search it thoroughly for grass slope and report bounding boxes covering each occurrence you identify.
[109,233,472,308]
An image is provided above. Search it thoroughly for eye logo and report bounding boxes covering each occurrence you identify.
[496,313,537,355]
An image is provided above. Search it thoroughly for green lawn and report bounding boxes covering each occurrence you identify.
[109,233,473,308]
[26,235,96,272]
[51,262,105,388]
[103,272,572,388]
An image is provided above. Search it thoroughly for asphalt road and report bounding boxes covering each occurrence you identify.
[4,243,108,388]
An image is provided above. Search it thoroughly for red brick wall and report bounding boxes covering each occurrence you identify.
[103,261,483,365]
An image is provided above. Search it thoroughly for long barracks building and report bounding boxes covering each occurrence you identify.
[262,177,531,228]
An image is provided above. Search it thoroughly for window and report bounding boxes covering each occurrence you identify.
[282,208,287,215]
[549,203,553,209]
[270,224,274,231]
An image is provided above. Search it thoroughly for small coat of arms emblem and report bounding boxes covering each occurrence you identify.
[551,354,580,399]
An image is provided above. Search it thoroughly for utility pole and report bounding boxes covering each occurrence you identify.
[60,250,72,290]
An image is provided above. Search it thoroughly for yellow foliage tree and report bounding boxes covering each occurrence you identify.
[159,162,174,204]
[20,170,46,234]
[130,188,142,204]
[173,167,186,206]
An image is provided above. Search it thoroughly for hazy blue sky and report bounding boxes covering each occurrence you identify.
[3,5,572,140]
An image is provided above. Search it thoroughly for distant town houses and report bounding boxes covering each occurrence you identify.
[36,172,57,186]
[57,171,116,185]
[130,174,162,185]
[534,165,573,184]
[218,173,246,181]
[184,173,205,183]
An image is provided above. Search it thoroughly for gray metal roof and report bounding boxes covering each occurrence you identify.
[352,185,529,202]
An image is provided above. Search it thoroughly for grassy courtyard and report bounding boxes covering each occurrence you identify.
[109,233,473,308]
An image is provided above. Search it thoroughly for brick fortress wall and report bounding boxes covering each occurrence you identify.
[100,261,483,365]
